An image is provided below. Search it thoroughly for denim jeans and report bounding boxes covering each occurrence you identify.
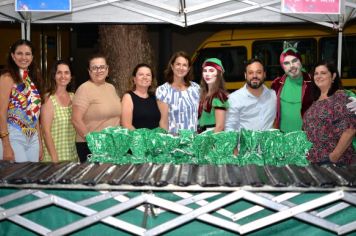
[0,125,39,162]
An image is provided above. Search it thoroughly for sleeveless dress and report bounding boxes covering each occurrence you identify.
[42,93,78,162]
[129,91,160,129]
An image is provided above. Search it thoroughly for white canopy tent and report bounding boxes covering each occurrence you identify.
[0,0,355,27]
[1,0,356,70]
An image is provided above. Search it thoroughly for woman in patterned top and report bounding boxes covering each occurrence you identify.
[198,58,229,133]
[0,39,42,162]
[156,51,200,134]
[40,60,78,162]
[303,61,356,165]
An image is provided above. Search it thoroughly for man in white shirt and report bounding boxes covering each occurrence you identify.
[225,58,276,131]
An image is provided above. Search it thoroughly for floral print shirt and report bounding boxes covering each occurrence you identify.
[303,91,356,165]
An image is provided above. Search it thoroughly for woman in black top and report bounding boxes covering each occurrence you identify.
[121,63,161,129]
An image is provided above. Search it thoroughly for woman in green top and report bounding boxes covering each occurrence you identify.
[198,58,229,133]
[40,60,78,162]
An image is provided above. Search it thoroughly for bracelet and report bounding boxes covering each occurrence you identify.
[0,131,9,138]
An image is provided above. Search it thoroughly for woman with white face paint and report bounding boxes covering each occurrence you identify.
[198,58,229,133]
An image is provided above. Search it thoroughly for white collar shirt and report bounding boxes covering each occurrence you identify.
[225,84,277,131]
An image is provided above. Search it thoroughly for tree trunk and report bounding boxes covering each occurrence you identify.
[98,25,154,97]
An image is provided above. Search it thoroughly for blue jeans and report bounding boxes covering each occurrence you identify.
[0,125,39,162]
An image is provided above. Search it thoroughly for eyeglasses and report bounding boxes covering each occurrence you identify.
[89,65,108,72]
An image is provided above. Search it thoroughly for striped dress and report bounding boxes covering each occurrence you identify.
[42,93,78,162]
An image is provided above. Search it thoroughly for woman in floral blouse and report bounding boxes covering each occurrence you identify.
[303,61,356,165]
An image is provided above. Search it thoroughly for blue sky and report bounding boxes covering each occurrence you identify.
[16,0,71,11]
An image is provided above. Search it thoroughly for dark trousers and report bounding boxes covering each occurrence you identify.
[75,142,91,163]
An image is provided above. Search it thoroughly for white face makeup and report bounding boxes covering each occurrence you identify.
[202,66,218,85]
[282,55,302,78]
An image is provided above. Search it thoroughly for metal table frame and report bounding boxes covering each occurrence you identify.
[1,187,356,235]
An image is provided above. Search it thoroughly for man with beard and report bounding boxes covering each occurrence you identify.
[271,46,313,133]
[225,58,276,131]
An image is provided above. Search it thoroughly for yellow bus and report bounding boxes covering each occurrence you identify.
[192,23,356,91]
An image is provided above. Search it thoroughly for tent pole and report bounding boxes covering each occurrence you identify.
[26,19,30,40]
[21,22,25,39]
[337,28,342,75]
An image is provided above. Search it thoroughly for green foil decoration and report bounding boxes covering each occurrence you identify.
[86,131,115,158]
[130,128,149,160]
[86,127,311,166]
[238,129,264,166]
[208,131,239,165]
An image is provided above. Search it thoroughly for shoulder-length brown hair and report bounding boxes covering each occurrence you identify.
[128,63,157,95]
[164,51,194,86]
[310,60,342,101]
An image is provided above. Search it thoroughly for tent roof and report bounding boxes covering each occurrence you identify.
[1,0,356,29]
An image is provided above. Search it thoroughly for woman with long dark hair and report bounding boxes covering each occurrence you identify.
[0,39,42,162]
[40,60,78,162]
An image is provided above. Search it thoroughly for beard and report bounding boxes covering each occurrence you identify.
[247,78,264,89]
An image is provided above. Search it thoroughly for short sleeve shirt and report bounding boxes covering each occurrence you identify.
[303,91,356,165]
[73,81,121,142]
[156,82,200,134]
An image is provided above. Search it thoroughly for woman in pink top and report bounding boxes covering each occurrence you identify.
[72,54,121,162]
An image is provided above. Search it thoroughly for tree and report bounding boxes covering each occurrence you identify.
[98,25,154,97]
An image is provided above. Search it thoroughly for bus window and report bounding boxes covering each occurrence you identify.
[319,37,337,62]
[252,38,317,80]
[193,46,247,84]
[321,36,356,80]
[343,36,356,80]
